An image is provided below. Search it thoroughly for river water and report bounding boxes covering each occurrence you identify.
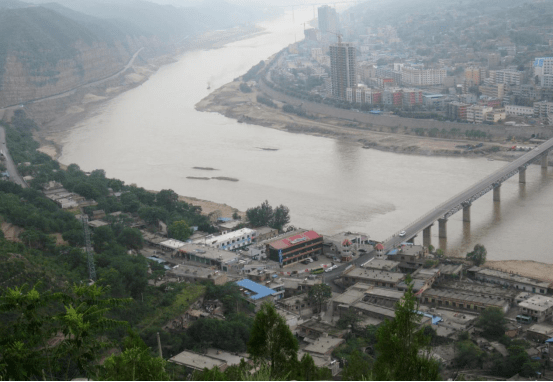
[60,9,553,263]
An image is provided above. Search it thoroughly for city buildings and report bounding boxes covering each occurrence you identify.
[318,5,338,35]
[265,230,323,267]
[401,67,447,86]
[330,42,356,100]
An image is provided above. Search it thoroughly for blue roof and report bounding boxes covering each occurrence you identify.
[387,249,398,255]
[217,217,232,222]
[236,279,276,301]
[416,310,443,325]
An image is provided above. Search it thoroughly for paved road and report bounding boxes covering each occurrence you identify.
[0,47,144,112]
[0,126,27,188]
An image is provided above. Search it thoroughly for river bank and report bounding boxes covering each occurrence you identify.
[195,79,532,163]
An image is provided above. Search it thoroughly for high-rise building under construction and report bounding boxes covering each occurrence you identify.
[330,42,356,100]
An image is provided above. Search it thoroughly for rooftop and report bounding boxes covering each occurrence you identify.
[519,295,553,312]
[268,230,322,250]
[160,239,187,250]
[344,268,405,284]
[331,288,365,306]
[178,243,240,264]
[362,258,400,271]
[303,336,345,355]
[236,279,277,301]
[365,287,405,300]
[208,228,257,246]
[169,350,226,371]
[423,288,509,307]
[476,268,551,289]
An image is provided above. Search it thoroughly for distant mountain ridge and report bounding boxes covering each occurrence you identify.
[0,0,271,108]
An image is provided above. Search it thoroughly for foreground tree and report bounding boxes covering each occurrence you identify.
[373,277,441,380]
[247,302,298,378]
[98,331,169,381]
[466,244,487,266]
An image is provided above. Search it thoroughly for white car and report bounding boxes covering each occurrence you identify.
[399,230,406,237]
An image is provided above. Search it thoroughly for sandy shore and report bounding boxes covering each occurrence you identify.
[195,80,526,162]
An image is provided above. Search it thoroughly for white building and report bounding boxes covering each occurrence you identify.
[466,105,493,123]
[401,67,447,86]
[494,69,523,86]
[203,228,257,251]
[505,105,534,116]
[519,295,553,323]
[534,57,553,81]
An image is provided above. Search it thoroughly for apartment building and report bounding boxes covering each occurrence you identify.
[466,105,493,123]
[494,69,523,86]
[505,105,534,116]
[401,67,447,86]
[403,88,423,106]
[318,5,338,35]
[447,102,470,120]
[479,83,504,99]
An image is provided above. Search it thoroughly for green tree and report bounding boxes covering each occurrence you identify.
[247,302,298,378]
[98,331,169,381]
[373,277,441,380]
[475,307,506,340]
[246,200,274,227]
[270,205,290,231]
[454,340,486,368]
[155,189,179,211]
[342,349,373,381]
[307,283,332,314]
[466,244,486,266]
[55,284,130,379]
[117,227,144,250]
[336,307,362,331]
[168,220,192,242]
[92,225,116,253]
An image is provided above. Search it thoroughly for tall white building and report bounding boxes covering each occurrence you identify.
[534,57,553,82]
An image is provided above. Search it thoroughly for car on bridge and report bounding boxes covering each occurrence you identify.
[399,230,406,237]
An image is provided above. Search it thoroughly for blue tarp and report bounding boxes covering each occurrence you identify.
[387,249,399,255]
[546,337,553,343]
[236,279,276,301]
[416,310,443,325]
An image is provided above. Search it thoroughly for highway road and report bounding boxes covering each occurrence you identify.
[0,126,27,188]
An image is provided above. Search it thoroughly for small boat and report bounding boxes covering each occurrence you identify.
[207,82,211,90]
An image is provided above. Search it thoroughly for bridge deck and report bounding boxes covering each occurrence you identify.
[383,138,553,250]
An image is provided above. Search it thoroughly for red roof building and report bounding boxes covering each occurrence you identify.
[266,230,324,267]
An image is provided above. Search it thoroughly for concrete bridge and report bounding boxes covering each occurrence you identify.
[383,137,553,251]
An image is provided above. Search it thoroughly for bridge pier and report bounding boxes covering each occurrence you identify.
[519,168,526,184]
[438,218,447,239]
[463,204,471,222]
[423,225,432,248]
[407,236,415,244]
[493,185,501,202]
[542,153,549,169]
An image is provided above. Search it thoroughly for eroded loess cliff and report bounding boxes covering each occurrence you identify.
[0,6,145,108]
